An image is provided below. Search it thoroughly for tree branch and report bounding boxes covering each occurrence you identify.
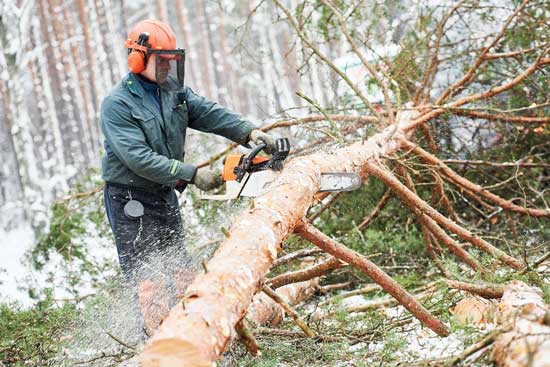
[295,220,449,336]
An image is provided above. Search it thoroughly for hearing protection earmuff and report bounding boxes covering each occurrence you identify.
[127,32,150,74]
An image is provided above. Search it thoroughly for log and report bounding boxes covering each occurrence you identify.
[141,111,419,366]
[445,279,505,299]
[492,281,550,367]
[449,281,549,367]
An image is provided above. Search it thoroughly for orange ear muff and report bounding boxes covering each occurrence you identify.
[128,50,146,73]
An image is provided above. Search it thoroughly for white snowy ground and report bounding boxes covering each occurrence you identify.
[0,224,36,305]
[300,291,488,366]
[0,222,117,307]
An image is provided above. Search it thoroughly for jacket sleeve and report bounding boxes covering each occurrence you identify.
[100,96,197,185]
[184,87,256,146]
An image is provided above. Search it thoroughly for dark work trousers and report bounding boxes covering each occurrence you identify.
[103,183,190,307]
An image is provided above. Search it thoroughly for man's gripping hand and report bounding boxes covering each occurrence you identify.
[193,168,224,191]
[249,129,277,154]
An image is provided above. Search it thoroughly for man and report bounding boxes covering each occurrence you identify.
[100,19,276,334]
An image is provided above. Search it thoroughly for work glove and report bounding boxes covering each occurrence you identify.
[193,168,224,191]
[249,129,277,154]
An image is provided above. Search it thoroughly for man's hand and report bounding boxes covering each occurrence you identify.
[194,168,223,191]
[249,129,277,154]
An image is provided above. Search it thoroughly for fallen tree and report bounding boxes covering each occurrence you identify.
[140,1,550,365]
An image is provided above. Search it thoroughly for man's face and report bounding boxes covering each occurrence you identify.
[156,56,171,83]
[139,51,185,89]
[140,53,171,83]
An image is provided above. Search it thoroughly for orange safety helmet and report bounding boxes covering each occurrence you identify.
[125,19,179,73]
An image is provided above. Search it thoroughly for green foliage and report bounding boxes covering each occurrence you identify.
[29,177,115,299]
[389,42,422,102]
[32,168,109,272]
[0,294,77,367]
[237,335,349,367]
[32,202,87,270]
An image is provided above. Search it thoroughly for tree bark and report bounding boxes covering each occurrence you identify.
[140,112,432,365]
[492,282,549,367]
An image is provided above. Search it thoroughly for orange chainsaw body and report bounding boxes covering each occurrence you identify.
[222,154,269,181]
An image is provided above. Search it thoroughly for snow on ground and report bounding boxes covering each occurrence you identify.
[0,224,35,305]
[304,289,484,365]
[0,220,117,307]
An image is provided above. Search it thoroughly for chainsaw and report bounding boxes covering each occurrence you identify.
[201,138,362,200]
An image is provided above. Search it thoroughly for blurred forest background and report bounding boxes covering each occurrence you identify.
[1,0,349,232]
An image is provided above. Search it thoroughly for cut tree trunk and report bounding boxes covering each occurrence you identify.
[141,114,419,366]
[492,281,549,367]
[140,108,519,364]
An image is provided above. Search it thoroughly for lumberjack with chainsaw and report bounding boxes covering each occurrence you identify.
[100,19,276,334]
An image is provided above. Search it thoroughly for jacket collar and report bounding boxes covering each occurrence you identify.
[124,73,145,98]
[124,73,161,119]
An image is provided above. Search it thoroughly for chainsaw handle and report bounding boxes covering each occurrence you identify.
[243,143,267,170]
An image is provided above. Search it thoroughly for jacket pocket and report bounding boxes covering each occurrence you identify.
[131,108,159,144]
[131,108,156,122]
[172,101,189,129]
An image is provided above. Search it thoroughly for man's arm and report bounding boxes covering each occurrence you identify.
[101,96,197,186]
[184,87,256,146]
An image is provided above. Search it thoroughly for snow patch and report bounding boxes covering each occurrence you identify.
[0,224,35,304]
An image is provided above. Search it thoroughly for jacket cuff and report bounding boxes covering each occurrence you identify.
[172,160,197,183]
[239,122,257,147]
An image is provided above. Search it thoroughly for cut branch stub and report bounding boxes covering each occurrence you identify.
[235,319,261,357]
[294,220,450,337]
[262,285,315,338]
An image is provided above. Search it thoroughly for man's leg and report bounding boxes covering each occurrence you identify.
[104,184,172,335]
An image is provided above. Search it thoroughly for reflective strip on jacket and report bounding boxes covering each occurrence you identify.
[100,73,255,191]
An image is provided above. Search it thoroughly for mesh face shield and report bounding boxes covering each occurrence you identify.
[151,49,185,91]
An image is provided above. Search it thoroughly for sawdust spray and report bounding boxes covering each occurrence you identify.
[56,195,248,366]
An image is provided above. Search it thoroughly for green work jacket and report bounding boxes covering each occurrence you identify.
[100,73,255,191]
